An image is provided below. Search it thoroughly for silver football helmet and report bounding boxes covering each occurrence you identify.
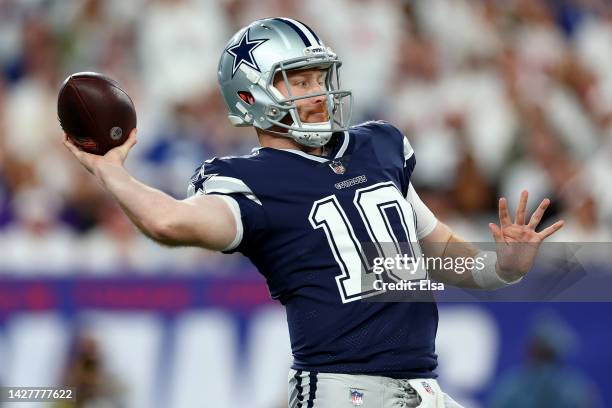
[218,17,353,147]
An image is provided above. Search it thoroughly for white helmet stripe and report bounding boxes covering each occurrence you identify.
[277,17,319,47]
[284,18,322,46]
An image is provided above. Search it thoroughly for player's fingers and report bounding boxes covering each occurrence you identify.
[63,135,81,157]
[110,129,137,157]
[126,128,138,149]
[538,220,565,239]
[489,223,505,243]
[498,197,512,227]
[515,190,528,225]
[118,129,137,153]
[527,198,550,229]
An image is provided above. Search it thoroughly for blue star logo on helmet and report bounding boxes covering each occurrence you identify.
[226,28,268,78]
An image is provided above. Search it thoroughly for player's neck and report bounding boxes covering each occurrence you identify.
[256,129,323,156]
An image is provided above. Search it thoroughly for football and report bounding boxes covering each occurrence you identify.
[57,72,136,155]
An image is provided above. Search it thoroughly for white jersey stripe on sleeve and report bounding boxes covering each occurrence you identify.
[406,183,438,240]
[215,195,244,251]
[403,137,414,161]
[203,176,262,205]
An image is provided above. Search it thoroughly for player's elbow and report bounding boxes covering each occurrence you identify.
[147,218,183,246]
[143,196,236,250]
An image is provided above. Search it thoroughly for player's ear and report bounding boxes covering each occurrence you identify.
[272,74,286,95]
[271,71,280,88]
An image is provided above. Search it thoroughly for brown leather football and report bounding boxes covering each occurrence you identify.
[58,72,136,155]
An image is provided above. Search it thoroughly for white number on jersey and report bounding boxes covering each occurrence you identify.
[309,182,426,303]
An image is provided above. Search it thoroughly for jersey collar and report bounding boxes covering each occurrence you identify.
[278,130,350,163]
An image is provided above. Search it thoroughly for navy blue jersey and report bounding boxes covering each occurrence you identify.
[189,121,439,378]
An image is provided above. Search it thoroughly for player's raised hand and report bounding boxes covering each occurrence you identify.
[63,129,137,175]
[488,190,565,281]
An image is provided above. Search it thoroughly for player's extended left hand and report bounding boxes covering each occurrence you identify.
[488,190,565,282]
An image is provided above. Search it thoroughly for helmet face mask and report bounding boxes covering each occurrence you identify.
[218,18,353,148]
[266,56,353,147]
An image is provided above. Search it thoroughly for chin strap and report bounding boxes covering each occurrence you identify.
[288,122,333,147]
[259,121,334,148]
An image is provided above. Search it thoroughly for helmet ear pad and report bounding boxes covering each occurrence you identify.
[237,91,255,105]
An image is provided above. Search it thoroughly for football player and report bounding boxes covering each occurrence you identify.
[64,17,564,408]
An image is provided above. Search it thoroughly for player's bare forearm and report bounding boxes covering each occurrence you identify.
[93,161,236,250]
[94,161,178,242]
[420,222,480,288]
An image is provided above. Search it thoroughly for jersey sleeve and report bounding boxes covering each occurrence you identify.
[375,122,436,239]
[402,134,416,173]
[406,183,438,240]
[371,121,416,196]
[187,158,267,254]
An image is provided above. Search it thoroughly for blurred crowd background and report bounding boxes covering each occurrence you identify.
[1,0,612,273]
[0,0,611,407]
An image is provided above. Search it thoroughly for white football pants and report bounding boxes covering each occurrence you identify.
[288,369,464,408]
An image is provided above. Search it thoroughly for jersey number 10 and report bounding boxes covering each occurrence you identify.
[309,182,426,303]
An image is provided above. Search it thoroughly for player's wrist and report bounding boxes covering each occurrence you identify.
[93,160,127,185]
[472,251,522,290]
[495,262,524,283]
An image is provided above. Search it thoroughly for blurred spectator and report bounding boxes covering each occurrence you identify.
[489,311,603,408]
[0,187,76,273]
[227,0,301,29]
[413,0,502,66]
[137,0,229,105]
[3,15,61,163]
[574,1,612,127]
[56,333,126,408]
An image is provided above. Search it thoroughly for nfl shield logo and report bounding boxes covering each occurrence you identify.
[329,160,346,175]
[421,381,434,395]
[350,389,364,406]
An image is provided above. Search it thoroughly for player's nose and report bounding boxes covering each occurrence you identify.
[310,95,325,106]
[308,87,326,104]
